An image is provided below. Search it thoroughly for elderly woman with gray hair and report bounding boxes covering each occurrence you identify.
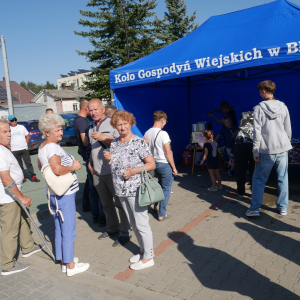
[37,113,90,276]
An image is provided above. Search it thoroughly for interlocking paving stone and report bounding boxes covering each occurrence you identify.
[1,164,300,299]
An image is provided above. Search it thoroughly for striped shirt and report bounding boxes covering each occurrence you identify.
[38,143,79,195]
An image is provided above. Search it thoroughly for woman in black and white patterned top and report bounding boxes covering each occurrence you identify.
[37,113,89,277]
[104,110,156,271]
[234,111,255,198]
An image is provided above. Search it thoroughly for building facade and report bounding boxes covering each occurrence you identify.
[31,89,90,114]
[57,69,91,90]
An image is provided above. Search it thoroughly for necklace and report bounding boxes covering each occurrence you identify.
[265,97,275,100]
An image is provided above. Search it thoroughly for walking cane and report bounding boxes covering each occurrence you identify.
[4,181,55,261]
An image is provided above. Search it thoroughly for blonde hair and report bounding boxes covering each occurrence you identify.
[38,113,65,138]
[153,110,167,122]
[110,110,136,128]
[204,129,214,141]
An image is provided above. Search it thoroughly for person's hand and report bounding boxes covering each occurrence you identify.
[122,169,133,180]
[72,160,82,171]
[88,163,94,174]
[208,114,214,118]
[20,195,32,208]
[172,168,178,176]
[200,160,204,166]
[254,156,260,163]
[91,132,106,141]
[103,150,112,162]
[208,110,214,114]
[143,137,150,144]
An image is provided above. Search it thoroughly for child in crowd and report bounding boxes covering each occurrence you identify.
[215,116,238,176]
[200,130,222,191]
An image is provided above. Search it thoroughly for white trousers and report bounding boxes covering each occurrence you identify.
[119,195,154,259]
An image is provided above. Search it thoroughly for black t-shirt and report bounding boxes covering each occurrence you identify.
[204,141,219,165]
[73,115,89,161]
[226,109,238,126]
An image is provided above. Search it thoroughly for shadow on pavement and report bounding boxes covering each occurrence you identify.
[235,222,300,267]
[168,231,298,300]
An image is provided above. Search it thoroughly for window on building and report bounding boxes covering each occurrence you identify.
[73,103,78,111]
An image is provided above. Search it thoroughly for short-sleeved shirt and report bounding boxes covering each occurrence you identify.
[73,115,89,161]
[88,117,119,175]
[110,136,151,197]
[203,141,219,165]
[0,146,24,204]
[144,128,171,164]
[219,125,238,149]
[10,124,29,151]
[38,143,79,195]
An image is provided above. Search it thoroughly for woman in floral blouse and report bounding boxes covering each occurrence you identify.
[103,110,156,271]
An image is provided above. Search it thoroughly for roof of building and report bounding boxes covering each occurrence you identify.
[0,78,35,104]
[44,89,90,99]
[59,69,91,78]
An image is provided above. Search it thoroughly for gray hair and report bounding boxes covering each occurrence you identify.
[38,113,65,138]
[0,119,9,126]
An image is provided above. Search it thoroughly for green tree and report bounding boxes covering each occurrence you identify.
[74,0,159,99]
[156,0,198,46]
[20,80,57,94]
[44,81,57,89]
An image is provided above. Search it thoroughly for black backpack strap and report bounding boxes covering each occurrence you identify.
[153,130,162,149]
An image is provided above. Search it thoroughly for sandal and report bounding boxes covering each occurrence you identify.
[158,214,171,221]
[149,205,159,213]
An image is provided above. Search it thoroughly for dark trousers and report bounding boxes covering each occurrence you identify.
[12,149,36,178]
[234,143,255,195]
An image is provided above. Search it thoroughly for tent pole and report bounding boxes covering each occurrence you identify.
[188,77,191,133]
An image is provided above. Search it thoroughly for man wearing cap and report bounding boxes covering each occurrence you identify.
[0,120,43,276]
[7,115,40,182]
[208,101,238,126]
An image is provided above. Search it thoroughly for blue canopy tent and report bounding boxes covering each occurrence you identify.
[110,0,300,163]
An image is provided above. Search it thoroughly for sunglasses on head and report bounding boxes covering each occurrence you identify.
[10,118,17,122]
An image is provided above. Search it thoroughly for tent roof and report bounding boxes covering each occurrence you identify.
[110,0,300,90]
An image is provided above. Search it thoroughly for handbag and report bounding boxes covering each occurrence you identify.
[148,130,161,177]
[138,165,165,207]
[41,144,75,221]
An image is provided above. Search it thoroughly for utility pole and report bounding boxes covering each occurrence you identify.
[0,36,14,115]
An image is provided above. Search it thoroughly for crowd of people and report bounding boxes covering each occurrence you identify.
[0,79,292,277]
[204,80,291,218]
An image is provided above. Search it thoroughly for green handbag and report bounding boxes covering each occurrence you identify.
[138,165,165,207]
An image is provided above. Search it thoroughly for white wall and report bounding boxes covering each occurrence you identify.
[62,100,79,112]
[34,93,57,113]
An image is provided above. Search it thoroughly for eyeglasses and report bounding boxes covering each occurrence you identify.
[10,118,17,122]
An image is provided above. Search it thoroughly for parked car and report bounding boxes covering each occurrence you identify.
[60,114,77,146]
[18,120,44,152]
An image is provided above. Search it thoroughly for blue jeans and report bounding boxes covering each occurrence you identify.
[50,193,76,264]
[250,152,289,211]
[154,162,174,218]
[86,164,105,219]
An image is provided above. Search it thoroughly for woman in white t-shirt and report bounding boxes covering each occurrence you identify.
[144,111,178,221]
[37,113,89,277]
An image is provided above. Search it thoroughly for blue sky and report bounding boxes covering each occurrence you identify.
[1,0,299,86]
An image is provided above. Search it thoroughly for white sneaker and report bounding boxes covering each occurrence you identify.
[130,258,154,270]
[246,209,260,217]
[129,254,142,263]
[62,257,79,273]
[208,186,218,191]
[66,262,90,277]
[217,185,223,190]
